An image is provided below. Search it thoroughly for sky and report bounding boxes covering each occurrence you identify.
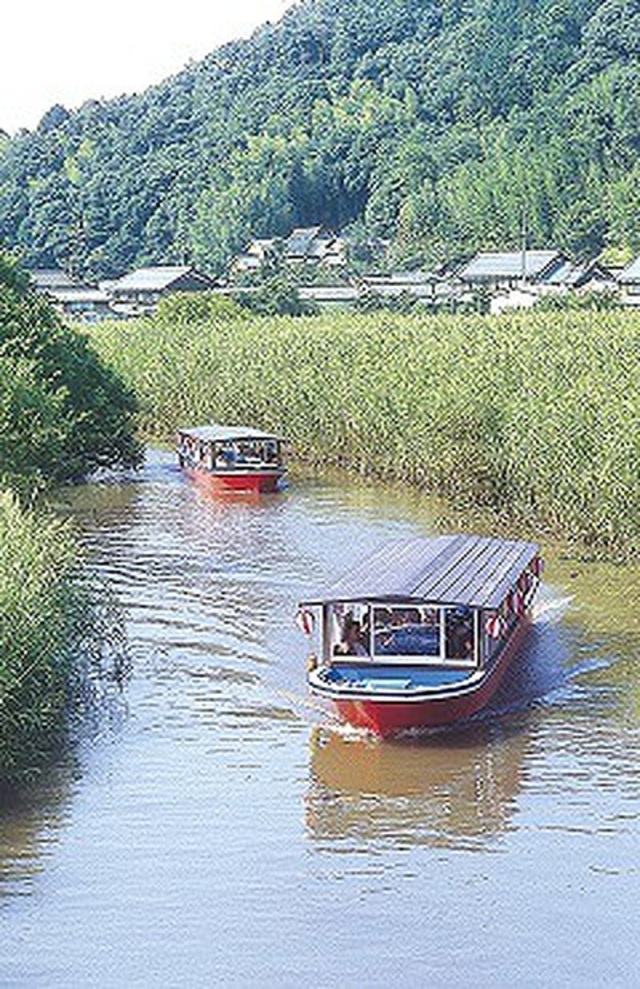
[0,0,299,135]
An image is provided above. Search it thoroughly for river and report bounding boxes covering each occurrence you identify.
[1,451,639,987]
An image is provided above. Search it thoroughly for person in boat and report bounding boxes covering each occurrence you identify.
[218,444,237,468]
[264,441,279,465]
[334,615,369,657]
[447,607,473,659]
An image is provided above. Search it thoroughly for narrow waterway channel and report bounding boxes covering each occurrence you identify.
[1,450,639,987]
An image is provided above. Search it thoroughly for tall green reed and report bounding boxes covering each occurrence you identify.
[0,491,127,784]
[88,305,640,558]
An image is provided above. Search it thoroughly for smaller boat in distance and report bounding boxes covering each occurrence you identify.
[177,424,285,493]
[297,534,542,737]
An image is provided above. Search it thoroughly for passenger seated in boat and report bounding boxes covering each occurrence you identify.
[264,442,279,464]
[334,616,369,657]
[446,608,473,660]
[244,444,262,465]
[217,445,236,468]
[401,607,421,625]
[374,605,440,656]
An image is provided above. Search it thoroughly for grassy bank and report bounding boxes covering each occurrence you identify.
[0,492,117,785]
[88,304,640,558]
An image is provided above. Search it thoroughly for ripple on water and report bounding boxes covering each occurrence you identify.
[2,452,638,987]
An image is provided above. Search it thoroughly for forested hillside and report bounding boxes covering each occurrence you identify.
[1,0,638,277]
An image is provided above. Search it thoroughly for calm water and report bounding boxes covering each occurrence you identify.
[1,451,639,988]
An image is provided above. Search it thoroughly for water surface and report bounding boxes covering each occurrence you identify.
[1,452,638,987]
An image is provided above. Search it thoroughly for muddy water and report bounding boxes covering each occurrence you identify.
[1,451,639,987]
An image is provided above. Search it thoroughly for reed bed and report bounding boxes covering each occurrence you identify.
[0,492,126,784]
[88,306,640,558]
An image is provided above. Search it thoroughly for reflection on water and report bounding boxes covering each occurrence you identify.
[0,765,75,899]
[0,451,638,987]
[304,612,593,850]
[307,721,530,850]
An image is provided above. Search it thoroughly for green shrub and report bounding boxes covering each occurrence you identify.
[156,290,246,325]
[0,252,142,495]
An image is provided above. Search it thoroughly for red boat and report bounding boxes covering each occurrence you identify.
[177,424,285,493]
[298,534,542,737]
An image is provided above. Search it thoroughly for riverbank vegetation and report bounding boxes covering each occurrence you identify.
[89,304,639,560]
[0,253,141,498]
[0,492,126,785]
[0,254,138,784]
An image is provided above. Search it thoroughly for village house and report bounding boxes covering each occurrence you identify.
[457,250,568,291]
[298,284,361,308]
[230,226,347,278]
[29,267,82,294]
[535,258,617,296]
[361,270,444,304]
[106,265,216,315]
[230,238,278,276]
[281,226,346,266]
[618,256,640,306]
[28,267,113,320]
[47,286,113,321]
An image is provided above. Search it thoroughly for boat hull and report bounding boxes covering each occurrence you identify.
[183,465,284,493]
[313,619,529,737]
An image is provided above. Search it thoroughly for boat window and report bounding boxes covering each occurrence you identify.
[263,440,280,464]
[211,439,280,469]
[329,603,371,658]
[373,606,440,657]
[444,607,474,661]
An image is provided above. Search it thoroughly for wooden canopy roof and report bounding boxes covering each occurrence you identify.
[177,424,281,443]
[303,535,539,611]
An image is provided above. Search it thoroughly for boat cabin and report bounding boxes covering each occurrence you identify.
[177,425,283,470]
[300,534,541,734]
[303,535,541,672]
[176,424,285,492]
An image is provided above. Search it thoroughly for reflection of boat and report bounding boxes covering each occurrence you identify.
[177,425,285,493]
[306,726,526,846]
[299,535,542,736]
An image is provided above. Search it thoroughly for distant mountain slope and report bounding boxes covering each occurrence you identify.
[0,0,638,277]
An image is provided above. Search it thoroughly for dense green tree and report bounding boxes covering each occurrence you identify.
[0,0,638,275]
[0,253,141,494]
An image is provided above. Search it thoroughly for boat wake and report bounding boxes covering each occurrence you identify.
[531,594,574,624]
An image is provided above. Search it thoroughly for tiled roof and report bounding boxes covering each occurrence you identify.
[459,251,563,281]
[111,266,211,292]
[541,260,612,287]
[177,424,281,443]
[620,256,640,282]
[48,287,111,303]
[246,239,277,256]
[28,268,81,290]
[283,226,324,257]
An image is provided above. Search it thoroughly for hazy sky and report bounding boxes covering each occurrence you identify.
[1,0,299,134]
